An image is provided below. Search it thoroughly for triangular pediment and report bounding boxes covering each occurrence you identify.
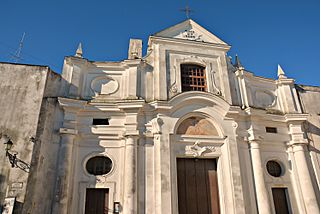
[154,19,228,45]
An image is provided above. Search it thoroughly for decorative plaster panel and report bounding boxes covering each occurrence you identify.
[90,76,119,96]
[253,90,277,108]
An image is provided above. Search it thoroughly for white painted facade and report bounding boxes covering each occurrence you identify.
[1,19,320,214]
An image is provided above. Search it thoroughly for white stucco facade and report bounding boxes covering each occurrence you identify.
[1,19,320,214]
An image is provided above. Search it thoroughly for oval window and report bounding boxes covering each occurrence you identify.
[266,160,282,177]
[86,156,113,176]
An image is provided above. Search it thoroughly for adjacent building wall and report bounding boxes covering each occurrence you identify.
[0,63,63,213]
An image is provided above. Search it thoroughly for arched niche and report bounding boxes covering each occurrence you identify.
[176,116,219,136]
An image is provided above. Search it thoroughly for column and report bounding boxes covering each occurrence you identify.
[249,140,272,214]
[52,131,76,214]
[292,144,320,213]
[123,135,138,214]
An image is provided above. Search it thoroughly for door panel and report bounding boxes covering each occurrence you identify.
[272,188,290,214]
[177,158,219,214]
[85,188,109,214]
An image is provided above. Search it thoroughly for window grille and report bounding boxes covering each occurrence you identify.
[181,64,207,92]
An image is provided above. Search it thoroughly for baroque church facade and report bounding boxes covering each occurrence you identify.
[1,19,320,214]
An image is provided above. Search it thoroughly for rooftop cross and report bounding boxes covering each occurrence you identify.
[180,0,194,19]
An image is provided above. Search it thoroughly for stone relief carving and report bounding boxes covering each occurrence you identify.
[185,141,216,157]
[181,29,203,41]
[209,63,221,95]
[90,76,119,96]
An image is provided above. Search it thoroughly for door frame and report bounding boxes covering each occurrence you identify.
[78,182,116,214]
[170,135,228,214]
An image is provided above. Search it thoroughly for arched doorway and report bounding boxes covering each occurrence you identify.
[175,116,220,214]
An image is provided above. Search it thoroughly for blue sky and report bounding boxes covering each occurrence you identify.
[0,0,319,86]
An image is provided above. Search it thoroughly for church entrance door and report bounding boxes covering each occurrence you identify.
[85,188,109,214]
[177,158,220,214]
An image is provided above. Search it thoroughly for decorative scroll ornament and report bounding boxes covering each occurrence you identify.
[96,175,107,183]
[169,66,178,96]
[151,115,164,135]
[209,63,221,95]
[185,141,216,157]
[169,84,178,95]
[144,115,164,138]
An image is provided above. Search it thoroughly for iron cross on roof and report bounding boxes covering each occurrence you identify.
[180,0,194,18]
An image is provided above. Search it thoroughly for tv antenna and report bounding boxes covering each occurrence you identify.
[11,32,26,63]
[180,0,194,19]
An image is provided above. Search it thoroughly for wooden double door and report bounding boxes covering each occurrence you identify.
[85,188,109,214]
[177,158,220,214]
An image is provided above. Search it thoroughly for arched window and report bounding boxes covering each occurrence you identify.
[181,64,207,92]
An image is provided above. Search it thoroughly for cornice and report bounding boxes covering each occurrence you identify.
[276,78,295,85]
[58,97,87,110]
[149,36,231,51]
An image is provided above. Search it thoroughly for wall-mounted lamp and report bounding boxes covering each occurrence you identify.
[114,202,121,213]
[3,137,16,168]
[4,139,13,156]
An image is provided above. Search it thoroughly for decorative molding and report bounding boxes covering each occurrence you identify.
[185,141,216,157]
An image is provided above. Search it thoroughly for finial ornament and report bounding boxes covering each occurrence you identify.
[234,54,244,69]
[75,42,83,58]
[277,64,287,79]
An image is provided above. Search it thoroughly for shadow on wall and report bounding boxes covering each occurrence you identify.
[305,121,320,137]
[0,173,5,211]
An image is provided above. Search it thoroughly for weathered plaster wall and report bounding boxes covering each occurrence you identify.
[0,63,63,213]
[0,63,48,212]
[297,85,320,196]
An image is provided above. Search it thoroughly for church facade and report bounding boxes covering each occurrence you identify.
[1,19,320,214]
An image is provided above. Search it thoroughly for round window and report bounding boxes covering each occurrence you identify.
[86,156,113,176]
[266,160,282,177]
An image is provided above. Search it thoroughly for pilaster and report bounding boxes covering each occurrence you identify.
[235,68,249,109]
[52,97,85,214]
[248,139,272,214]
[276,77,301,114]
[286,115,320,213]
[123,135,138,214]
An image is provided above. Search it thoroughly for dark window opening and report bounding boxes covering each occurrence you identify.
[86,156,113,176]
[92,118,109,125]
[266,127,277,133]
[181,64,207,92]
[267,160,282,177]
